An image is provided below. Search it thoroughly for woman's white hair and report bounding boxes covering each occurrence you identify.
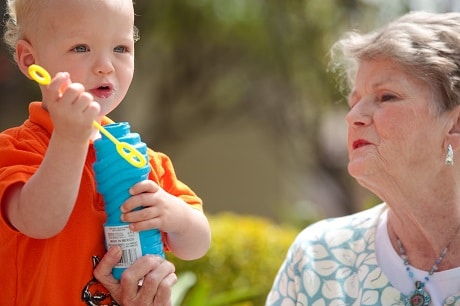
[331,11,460,112]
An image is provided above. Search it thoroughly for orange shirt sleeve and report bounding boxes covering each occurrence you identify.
[0,123,48,235]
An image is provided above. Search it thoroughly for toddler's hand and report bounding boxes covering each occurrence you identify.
[120,180,189,234]
[43,72,100,143]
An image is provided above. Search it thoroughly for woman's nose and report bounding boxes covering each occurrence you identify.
[346,99,373,127]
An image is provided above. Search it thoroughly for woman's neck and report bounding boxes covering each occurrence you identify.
[387,206,460,271]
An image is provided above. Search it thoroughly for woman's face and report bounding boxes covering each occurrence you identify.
[346,59,450,193]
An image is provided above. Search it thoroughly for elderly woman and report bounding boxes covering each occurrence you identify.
[266,11,460,306]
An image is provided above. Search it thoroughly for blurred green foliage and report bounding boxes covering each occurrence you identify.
[0,0,411,219]
[167,212,301,306]
[116,0,388,219]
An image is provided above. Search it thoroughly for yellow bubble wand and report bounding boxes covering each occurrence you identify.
[28,64,147,168]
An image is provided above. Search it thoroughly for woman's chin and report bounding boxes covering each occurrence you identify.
[347,160,372,179]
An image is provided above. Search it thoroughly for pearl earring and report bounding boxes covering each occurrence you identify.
[445,144,454,166]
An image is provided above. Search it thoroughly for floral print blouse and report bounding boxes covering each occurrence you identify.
[266,204,460,306]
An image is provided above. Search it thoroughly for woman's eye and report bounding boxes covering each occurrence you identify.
[114,46,127,53]
[72,45,89,53]
[380,94,396,102]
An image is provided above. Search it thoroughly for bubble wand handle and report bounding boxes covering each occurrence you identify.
[28,64,146,168]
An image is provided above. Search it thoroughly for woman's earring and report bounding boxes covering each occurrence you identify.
[445,144,454,166]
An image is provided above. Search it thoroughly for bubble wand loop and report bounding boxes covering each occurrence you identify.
[28,64,146,168]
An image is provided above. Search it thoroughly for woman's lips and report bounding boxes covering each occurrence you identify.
[352,139,371,149]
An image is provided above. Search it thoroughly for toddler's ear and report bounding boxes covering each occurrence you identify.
[16,39,36,79]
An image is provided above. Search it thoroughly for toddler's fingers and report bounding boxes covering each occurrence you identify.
[47,72,71,99]
[129,180,160,195]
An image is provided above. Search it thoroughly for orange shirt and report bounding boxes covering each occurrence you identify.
[0,102,202,305]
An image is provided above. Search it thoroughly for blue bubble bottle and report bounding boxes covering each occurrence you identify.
[93,122,164,280]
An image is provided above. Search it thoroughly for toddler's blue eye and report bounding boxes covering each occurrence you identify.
[73,45,89,53]
[73,46,88,52]
[114,46,127,53]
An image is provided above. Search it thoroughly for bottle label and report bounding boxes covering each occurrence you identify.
[104,225,142,268]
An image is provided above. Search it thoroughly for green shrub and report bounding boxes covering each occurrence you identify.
[168,212,300,306]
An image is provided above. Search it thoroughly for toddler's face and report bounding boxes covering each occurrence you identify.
[29,0,136,117]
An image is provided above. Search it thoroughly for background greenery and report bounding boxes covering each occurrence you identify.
[168,213,299,306]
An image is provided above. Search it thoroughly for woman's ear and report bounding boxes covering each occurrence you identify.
[446,105,460,149]
[15,39,36,80]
